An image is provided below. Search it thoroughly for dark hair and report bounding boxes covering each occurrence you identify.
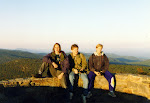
[53,43,61,52]
[71,44,79,50]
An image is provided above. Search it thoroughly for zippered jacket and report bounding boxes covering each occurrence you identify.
[68,52,87,72]
[43,51,69,73]
[88,52,109,73]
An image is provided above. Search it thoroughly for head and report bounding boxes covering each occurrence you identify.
[71,44,79,56]
[96,44,103,53]
[53,43,61,53]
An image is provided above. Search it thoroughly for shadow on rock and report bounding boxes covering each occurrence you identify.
[0,86,149,103]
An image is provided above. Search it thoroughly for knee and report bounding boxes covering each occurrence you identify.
[83,77,89,84]
[69,74,74,80]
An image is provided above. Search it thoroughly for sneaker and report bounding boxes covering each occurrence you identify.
[108,91,116,97]
[82,95,86,103]
[69,92,73,100]
[86,91,92,98]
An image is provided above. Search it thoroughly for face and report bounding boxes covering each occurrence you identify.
[96,47,102,53]
[54,44,60,53]
[71,47,78,56]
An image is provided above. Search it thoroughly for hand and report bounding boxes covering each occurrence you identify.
[80,68,84,71]
[58,73,64,79]
[100,71,103,75]
[73,69,78,74]
[94,71,101,76]
[52,62,58,68]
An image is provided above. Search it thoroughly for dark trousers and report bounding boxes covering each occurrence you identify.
[88,71,115,91]
[39,62,67,88]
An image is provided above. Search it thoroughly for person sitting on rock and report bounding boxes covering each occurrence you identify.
[87,44,116,98]
[35,43,69,89]
[68,44,89,103]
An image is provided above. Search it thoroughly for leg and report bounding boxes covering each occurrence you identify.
[69,71,75,92]
[57,70,67,89]
[80,73,89,96]
[38,62,49,74]
[104,70,115,91]
[49,65,57,77]
[56,71,70,102]
[88,71,96,91]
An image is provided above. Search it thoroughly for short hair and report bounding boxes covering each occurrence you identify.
[71,44,79,50]
[96,44,103,48]
[53,43,61,52]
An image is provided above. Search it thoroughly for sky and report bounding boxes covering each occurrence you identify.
[0,0,150,58]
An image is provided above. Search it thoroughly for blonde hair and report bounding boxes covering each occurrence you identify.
[96,44,103,48]
[53,43,61,52]
[71,44,79,50]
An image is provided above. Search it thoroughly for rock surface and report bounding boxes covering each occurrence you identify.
[0,73,150,103]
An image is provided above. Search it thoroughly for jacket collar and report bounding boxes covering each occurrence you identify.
[52,51,62,56]
[70,52,80,57]
[94,51,104,56]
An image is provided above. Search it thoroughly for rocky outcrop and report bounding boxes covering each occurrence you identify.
[0,73,150,100]
[92,73,150,100]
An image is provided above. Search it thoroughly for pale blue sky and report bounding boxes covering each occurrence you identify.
[0,0,150,58]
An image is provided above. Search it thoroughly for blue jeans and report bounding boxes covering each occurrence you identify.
[69,71,89,96]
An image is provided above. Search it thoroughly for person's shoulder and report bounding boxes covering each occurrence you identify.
[102,52,108,58]
[68,53,72,57]
[45,52,52,56]
[79,53,86,58]
[79,52,83,55]
[60,50,65,53]
[101,52,106,56]
[90,53,95,57]
[88,53,94,60]
[50,52,55,55]
[60,51,67,55]
[79,52,84,56]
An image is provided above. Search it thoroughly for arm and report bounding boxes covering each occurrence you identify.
[43,53,59,68]
[88,54,95,72]
[88,55,100,75]
[80,53,87,71]
[68,54,74,70]
[101,54,109,73]
[61,52,70,73]
[43,53,53,64]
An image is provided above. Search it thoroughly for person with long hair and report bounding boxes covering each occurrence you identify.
[35,43,69,88]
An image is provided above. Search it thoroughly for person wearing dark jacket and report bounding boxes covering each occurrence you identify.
[35,43,69,88]
[87,44,116,98]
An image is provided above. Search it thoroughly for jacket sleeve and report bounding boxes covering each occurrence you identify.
[68,54,74,71]
[43,53,53,64]
[101,54,109,73]
[88,54,95,72]
[80,53,87,70]
[61,52,70,73]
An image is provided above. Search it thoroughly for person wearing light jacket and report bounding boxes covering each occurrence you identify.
[87,44,116,98]
[68,44,88,103]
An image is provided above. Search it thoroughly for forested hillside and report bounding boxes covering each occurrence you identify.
[0,49,150,80]
[0,49,42,64]
[0,58,42,80]
[128,59,150,66]
[0,58,150,81]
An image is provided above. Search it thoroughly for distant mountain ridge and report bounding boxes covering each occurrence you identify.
[0,49,150,66]
[0,49,42,64]
[105,53,145,64]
